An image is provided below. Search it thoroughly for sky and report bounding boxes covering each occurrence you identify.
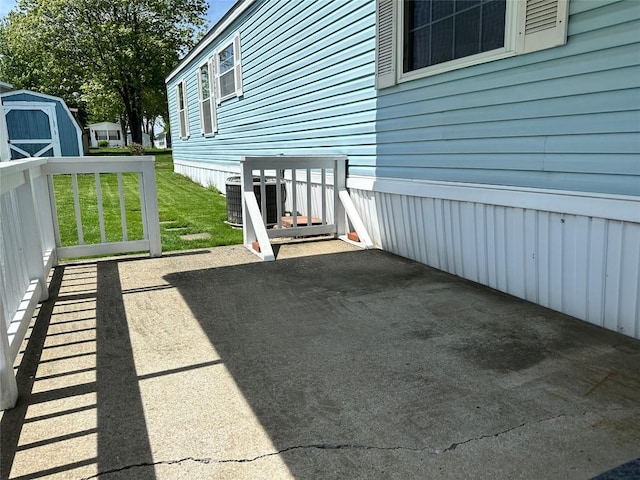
[0,0,237,26]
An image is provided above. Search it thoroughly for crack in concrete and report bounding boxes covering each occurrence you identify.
[442,412,580,452]
[81,412,588,478]
[442,422,528,452]
[80,458,214,479]
[80,444,438,479]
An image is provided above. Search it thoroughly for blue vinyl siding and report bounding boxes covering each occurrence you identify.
[168,0,639,196]
[167,0,377,171]
[373,0,640,195]
[3,92,81,156]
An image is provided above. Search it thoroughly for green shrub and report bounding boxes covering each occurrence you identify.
[97,140,109,148]
[129,142,146,155]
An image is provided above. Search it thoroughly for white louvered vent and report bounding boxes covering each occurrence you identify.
[525,0,559,34]
[375,0,396,89]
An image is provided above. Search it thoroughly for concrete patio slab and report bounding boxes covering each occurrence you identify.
[2,241,640,479]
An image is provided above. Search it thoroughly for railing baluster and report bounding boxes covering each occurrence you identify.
[118,173,128,241]
[292,169,297,228]
[321,168,327,225]
[71,173,84,245]
[260,169,266,225]
[138,172,148,240]
[306,168,312,226]
[276,170,283,230]
[95,173,106,244]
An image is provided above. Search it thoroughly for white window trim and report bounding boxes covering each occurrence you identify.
[176,79,190,140]
[214,32,244,104]
[377,0,570,88]
[198,59,217,136]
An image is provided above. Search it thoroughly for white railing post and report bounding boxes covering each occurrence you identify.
[34,171,58,268]
[139,158,162,257]
[241,158,275,261]
[0,308,18,409]
[334,157,348,237]
[241,158,255,248]
[16,167,48,301]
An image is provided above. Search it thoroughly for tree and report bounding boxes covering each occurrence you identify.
[0,0,207,143]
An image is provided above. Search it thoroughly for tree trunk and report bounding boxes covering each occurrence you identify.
[119,117,128,146]
[121,86,143,145]
[128,109,143,145]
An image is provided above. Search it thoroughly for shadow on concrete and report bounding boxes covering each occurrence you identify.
[1,267,65,479]
[164,249,640,479]
[94,261,155,479]
[1,261,155,480]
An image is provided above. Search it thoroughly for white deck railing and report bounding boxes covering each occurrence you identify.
[241,155,372,261]
[0,156,161,409]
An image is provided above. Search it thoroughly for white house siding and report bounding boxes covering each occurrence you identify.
[167,0,377,192]
[167,0,640,338]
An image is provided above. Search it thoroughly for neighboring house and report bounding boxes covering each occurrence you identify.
[1,89,83,160]
[88,121,152,148]
[88,121,124,147]
[166,0,640,338]
[153,131,168,149]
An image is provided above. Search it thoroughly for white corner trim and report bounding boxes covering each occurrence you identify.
[166,0,256,84]
[347,175,640,223]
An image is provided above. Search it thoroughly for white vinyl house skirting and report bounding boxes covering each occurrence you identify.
[174,159,240,191]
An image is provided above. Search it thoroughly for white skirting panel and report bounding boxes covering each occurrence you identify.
[174,159,240,192]
[348,180,640,339]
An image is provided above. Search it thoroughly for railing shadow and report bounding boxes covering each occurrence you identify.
[1,262,155,480]
[1,267,64,479]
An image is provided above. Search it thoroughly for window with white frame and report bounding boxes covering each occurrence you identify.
[198,61,217,135]
[95,129,120,141]
[376,0,569,88]
[215,32,243,103]
[176,80,189,139]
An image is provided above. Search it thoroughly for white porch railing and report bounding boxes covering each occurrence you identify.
[241,155,373,261]
[0,156,161,409]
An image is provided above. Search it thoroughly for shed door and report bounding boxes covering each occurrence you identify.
[3,103,62,159]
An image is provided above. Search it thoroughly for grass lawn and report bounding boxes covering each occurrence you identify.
[53,148,243,254]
